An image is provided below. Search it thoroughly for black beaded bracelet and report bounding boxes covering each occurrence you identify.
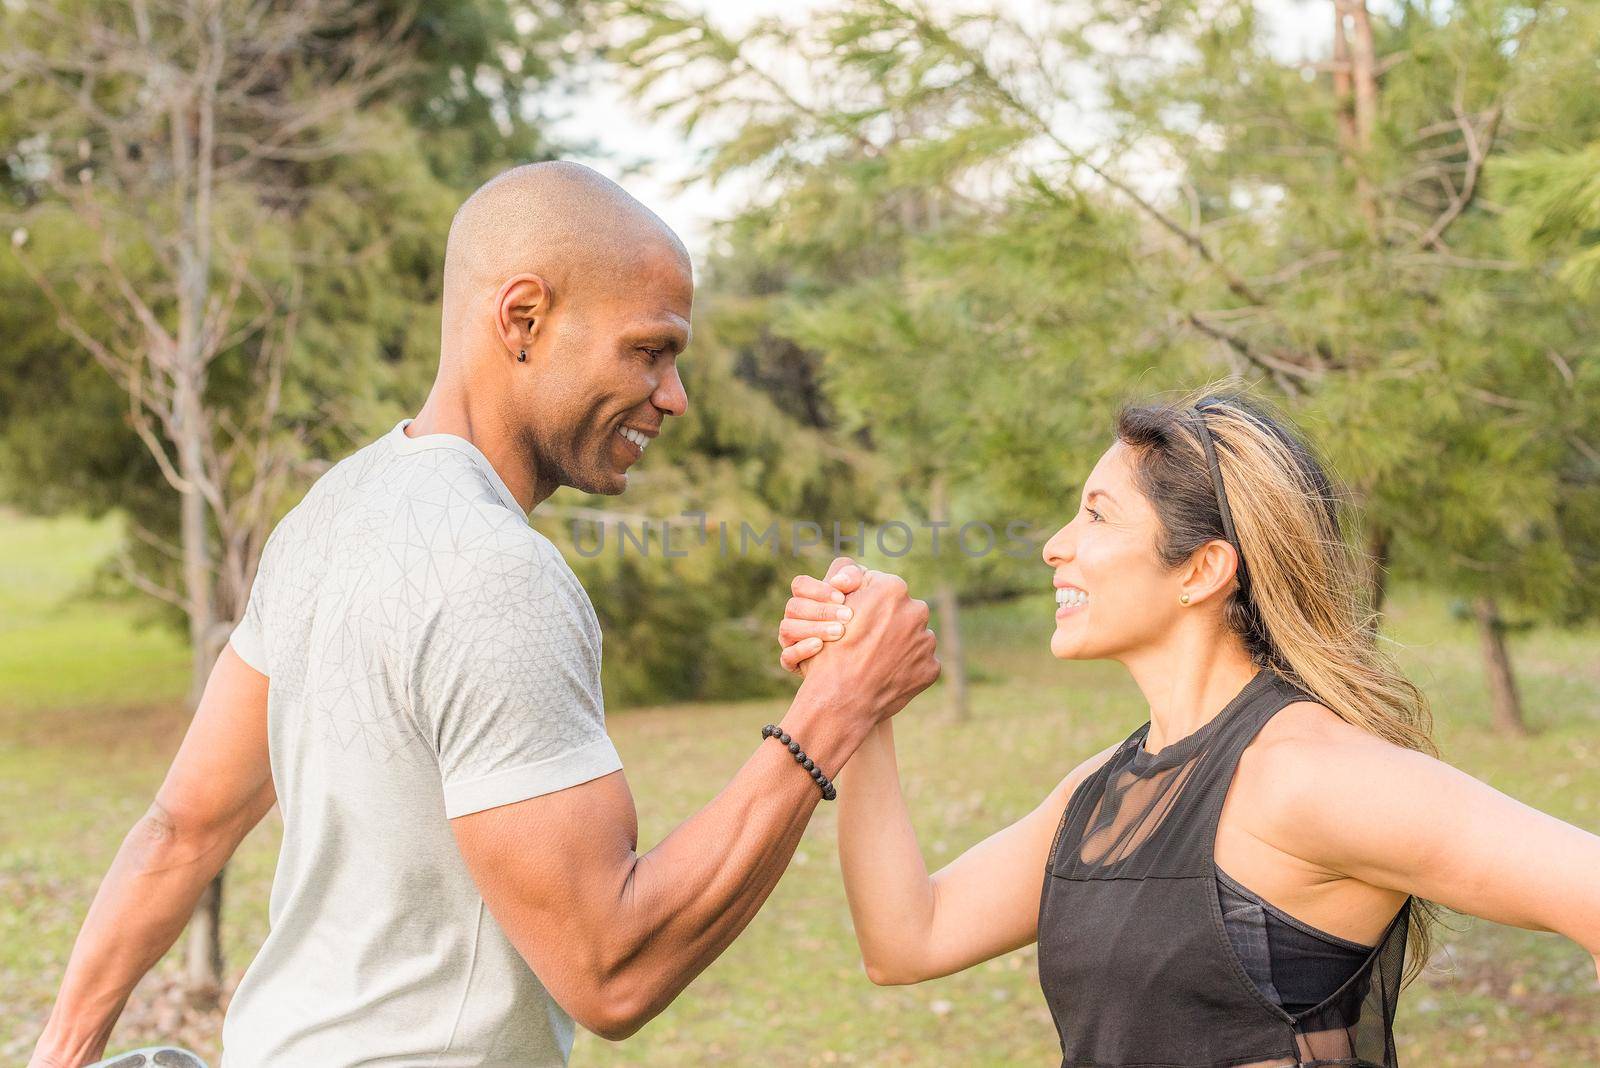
[761,724,837,801]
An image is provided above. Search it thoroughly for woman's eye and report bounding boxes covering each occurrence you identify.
[1086,508,1103,523]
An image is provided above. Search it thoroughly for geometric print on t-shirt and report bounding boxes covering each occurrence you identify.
[235,434,607,779]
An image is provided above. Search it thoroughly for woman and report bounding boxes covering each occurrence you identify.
[778,391,1600,1068]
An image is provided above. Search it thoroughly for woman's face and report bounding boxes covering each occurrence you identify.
[1041,441,1187,662]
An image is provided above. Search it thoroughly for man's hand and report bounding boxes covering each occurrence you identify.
[786,557,939,722]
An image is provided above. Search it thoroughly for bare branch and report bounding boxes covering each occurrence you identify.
[1416,102,1503,251]
[1184,313,1314,396]
[116,551,192,613]
[128,518,187,562]
[1468,387,1540,413]
[128,375,198,497]
[1394,251,1522,271]
[1547,349,1576,386]
[1249,249,1346,288]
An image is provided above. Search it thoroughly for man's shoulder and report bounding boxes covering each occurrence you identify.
[425,517,592,624]
[417,524,601,680]
[304,431,527,551]
[263,430,408,539]
[258,429,590,608]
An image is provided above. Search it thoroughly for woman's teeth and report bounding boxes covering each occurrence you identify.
[618,426,649,450]
[1056,587,1088,609]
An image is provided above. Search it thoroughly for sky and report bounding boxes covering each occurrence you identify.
[546,0,825,254]
[547,0,1335,259]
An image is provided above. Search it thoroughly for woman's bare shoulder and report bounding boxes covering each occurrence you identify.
[1239,698,1442,844]
[1254,698,1405,761]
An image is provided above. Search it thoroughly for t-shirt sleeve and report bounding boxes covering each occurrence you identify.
[414,532,620,819]
[229,548,272,676]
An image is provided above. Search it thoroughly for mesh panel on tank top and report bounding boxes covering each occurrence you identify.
[1038,669,1412,1068]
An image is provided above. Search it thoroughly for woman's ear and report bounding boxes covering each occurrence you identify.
[1177,540,1241,607]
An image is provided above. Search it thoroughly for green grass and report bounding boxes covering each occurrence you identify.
[1,511,1597,1065]
[0,510,190,712]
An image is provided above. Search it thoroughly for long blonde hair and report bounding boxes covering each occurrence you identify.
[1116,387,1437,980]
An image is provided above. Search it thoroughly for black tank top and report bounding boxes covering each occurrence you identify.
[1038,668,1412,1067]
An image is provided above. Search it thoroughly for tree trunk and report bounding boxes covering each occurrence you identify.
[1331,7,1357,148]
[186,870,225,1008]
[173,304,228,1000]
[1333,1,1380,231]
[176,384,227,1005]
[178,419,216,710]
[175,61,227,1000]
[1341,0,1379,151]
[933,579,969,722]
[1364,523,1391,620]
[1472,596,1530,736]
[929,475,970,721]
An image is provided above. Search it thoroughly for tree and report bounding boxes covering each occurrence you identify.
[611,0,1162,718]
[612,0,1600,735]
[1488,119,1600,732]
[1053,0,1600,734]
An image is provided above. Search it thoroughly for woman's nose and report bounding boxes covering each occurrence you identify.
[1041,521,1075,567]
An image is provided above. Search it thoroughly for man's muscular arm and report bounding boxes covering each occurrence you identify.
[450,571,938,1040]
[29,646,276,1068]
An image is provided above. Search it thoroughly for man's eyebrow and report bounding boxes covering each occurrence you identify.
[630,325,689,351]
[628,337,682,356]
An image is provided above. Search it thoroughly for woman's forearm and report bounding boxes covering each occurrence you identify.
[836,720,939,984]
[32,808,229,1064]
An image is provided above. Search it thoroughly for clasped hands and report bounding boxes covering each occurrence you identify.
[777,556,940,723]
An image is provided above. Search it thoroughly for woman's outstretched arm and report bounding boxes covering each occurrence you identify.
[1257,710,1600,982]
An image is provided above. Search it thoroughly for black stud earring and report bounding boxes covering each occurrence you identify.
[517,349,526,362]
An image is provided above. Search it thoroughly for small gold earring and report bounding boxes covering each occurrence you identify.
[1179,593,1191,605]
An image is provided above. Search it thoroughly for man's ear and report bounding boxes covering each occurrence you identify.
[1179,540,1241,606]
[495,273,553,362]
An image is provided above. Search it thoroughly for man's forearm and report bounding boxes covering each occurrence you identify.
[32,808,228,1064]
[606,683,873,1026]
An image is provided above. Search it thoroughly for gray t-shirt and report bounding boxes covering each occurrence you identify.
[221,419,620,1068]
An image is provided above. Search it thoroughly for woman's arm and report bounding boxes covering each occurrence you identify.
[780,558,1117,985]
[1264,723,1600,980]
[836,720,1116,985]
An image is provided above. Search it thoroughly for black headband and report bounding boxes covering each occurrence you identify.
[1189,401,1249,595]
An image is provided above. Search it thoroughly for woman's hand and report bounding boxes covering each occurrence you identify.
[779,556,867,675]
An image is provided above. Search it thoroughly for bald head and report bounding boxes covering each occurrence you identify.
[422,162,693,507]
[442,161,689,322]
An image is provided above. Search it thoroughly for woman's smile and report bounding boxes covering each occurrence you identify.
[1055,585,1090,619]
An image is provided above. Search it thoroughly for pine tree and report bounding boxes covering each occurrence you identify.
[612,0,1600,732]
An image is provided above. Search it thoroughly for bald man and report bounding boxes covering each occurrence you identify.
[27,163,940,1068]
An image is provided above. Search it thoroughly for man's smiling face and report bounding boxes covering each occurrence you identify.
[518,241,693,497]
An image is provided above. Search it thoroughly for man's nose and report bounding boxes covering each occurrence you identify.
[654,361,688,418]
